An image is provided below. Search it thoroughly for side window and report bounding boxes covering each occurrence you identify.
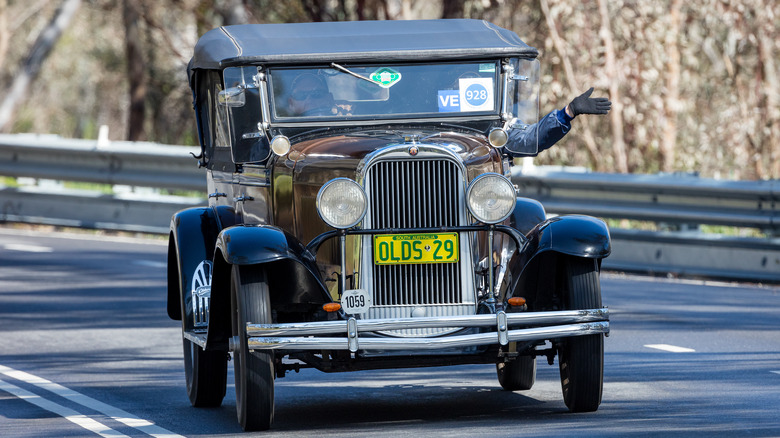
[211,78,230,148]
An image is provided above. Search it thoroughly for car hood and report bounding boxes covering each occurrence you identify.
[282,130,500,174]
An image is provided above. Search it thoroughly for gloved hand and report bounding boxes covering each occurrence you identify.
[567,87,611,117]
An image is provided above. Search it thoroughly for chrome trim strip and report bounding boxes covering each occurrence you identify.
[183,331,207,349]
[246,308,609,336]
[248,321,609,352]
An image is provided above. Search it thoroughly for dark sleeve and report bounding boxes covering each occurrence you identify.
[503,109,572,157]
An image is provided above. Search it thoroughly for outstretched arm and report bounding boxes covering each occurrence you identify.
[504,87,611,157]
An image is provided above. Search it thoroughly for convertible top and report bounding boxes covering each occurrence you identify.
[188,19,537,75]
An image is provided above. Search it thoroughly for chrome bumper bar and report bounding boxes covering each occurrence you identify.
[244,308,609,353]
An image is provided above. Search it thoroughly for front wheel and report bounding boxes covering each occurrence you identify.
[497,355,536,391]
[557,257,604,412]
[231,265,275,431]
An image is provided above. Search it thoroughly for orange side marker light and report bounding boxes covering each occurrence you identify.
[323,303,342,312]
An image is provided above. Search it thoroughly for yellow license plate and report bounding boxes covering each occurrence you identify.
[373,233,459,265]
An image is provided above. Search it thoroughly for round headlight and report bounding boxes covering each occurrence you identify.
[316,178,367,229]
[466,173,516,224]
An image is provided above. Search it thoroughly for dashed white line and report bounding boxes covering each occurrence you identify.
[132,260,167,269]
[0,364,182,438]
[0,378,129,438]
[3,243,53,253]
[644,344,696,353]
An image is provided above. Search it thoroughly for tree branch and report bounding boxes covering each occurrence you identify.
[0,0,81,132]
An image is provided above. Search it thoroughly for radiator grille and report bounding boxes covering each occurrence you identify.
[366,159,463,307]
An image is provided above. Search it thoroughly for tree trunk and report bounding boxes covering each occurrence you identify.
[123,0,146,141]
[540,0,602,169]
[0,0,81,132]
[597,0,628,173]
[441,0,464,18]
[660,0,682,173]
[0,0,9,70]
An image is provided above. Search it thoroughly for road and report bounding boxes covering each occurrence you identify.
[0,226,778,437]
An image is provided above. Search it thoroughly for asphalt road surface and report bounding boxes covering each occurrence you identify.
[0,226,778,437]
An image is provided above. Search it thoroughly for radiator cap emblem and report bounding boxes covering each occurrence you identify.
[408,145,419,156]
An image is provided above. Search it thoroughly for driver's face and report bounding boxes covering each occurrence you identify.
[288,76,332,116]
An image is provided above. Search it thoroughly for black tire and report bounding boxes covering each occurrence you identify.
[178,257,226,407]
[183,338,227,407]
[497,355,536,391]
[231,265,275,431]
[557,257,604,413]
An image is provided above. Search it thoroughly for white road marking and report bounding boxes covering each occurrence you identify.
[644,344,696,353]
[0,378,129,438]
[0,364,183,438]
[132,260,167,269]
[3,243,53,253]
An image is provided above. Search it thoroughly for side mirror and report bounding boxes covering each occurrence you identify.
[218,87,246,107]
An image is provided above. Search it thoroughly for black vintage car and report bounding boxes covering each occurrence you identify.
[167,19,610,431]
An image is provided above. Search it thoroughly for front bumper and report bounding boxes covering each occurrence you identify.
[241,308,609,353]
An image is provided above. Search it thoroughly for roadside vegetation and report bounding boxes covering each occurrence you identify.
[0,0,777,180]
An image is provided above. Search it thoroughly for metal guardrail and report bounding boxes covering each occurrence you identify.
[512,166,779,232]
[511,165,779,282]
[0,134,777,282]
[0,134,204,234]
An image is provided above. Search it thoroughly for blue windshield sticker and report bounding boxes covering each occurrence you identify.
[438,90,460,112]
[458,78,494,112]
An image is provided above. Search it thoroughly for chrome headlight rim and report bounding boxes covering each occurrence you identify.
[270,135,291,156]
[466,173,516,224]
[316,178,368,229]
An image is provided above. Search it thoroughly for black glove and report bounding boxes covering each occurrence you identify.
[567,87,611,117]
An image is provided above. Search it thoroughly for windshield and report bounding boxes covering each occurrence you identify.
[268,61,500,121]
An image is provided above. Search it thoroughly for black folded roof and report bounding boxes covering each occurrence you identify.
[188,19,537,74]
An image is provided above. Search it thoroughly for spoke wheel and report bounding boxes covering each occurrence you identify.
[180,259,226,407]
[558,257,603,412]
[231,265,274,431]
[497,355,536,391]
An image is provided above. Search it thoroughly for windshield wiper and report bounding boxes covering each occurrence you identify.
[330,63,380,86]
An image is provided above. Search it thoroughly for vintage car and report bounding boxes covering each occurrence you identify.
[167,19,610,431]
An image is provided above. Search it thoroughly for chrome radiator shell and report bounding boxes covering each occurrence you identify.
[358,145,477,336]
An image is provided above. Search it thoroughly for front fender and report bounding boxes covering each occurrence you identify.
[525,214,610,259]
[205,225,332,350]
[216,224,310,265]
[505,215,610,307]
[510,197,546,235]
[513,214,610,280]
[214,225,330,305]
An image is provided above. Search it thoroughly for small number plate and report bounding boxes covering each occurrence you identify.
[373,233,459,265]
[342,289,371,315]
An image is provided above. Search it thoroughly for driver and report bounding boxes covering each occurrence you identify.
[287,74,336,116]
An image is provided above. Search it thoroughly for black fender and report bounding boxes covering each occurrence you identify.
[205,225,332,350]
[167,205,236,321]
[505,214,610,307]
[510,197,546,235]
[522,214,611,261]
